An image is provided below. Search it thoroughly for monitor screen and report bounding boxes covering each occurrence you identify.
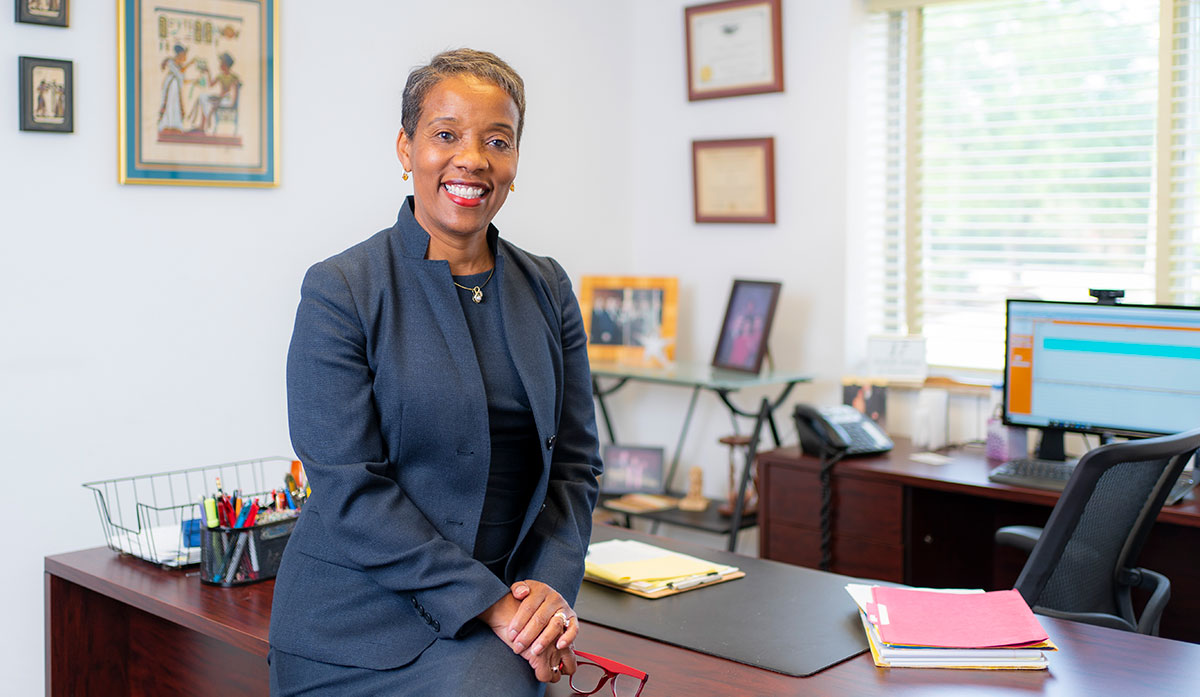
[1004,299,1200,439]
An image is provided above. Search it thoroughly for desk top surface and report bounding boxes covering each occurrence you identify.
[47,530,1200,697]
[762,439,1200,528]
[590,360,812,390]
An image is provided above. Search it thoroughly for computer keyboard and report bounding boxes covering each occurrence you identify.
[988,457,1198,506]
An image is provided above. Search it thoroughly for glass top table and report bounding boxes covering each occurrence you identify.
[589,360,813,551]
[590,361,814,392]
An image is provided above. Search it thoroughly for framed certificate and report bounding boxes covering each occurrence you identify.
[692,137,776,224]
[684,0,784,101]
[117,0,280,187]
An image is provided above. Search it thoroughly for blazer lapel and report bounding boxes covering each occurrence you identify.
[394,200,487,435]
[496,250,560,554]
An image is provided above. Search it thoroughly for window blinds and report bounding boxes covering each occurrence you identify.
[866,0,1163,369]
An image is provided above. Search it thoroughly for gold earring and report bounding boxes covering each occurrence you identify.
[509,182,516,193]
[403,171,410,181]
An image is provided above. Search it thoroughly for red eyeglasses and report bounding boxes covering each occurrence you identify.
[568,650,649,697]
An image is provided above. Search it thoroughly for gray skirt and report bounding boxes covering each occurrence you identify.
[269,622,546,697]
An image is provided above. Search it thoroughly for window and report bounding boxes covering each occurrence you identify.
[863,0,1200,370]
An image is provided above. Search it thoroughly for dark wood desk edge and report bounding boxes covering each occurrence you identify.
[761,443,1200,528]
[45,539,1200,697]
[45,550,271,657]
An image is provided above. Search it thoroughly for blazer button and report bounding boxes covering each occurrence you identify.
[546,434,556,450]
[432,619,441,632]
[411,597,419,608]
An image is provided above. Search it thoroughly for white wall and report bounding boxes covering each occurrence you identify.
[2,2,634,693]
[3,2,868,692]
[602,0,858,501]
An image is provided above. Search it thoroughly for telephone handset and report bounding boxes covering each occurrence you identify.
[793,403,894,457]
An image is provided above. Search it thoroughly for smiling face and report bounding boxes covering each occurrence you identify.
[396,75,519,246]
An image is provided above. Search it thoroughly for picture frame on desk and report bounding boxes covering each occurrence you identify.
[18,56,73,133]
[579,275,679,367]
[16,0,68,27]
[600,444,667,495]
[692,137,776,223]
[684,0,784,101]
[117,0,280,187]
[712,278,781,374]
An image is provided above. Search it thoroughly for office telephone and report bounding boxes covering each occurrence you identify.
[793,403,894,457]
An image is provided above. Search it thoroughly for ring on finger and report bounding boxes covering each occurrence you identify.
[552,609,571,631]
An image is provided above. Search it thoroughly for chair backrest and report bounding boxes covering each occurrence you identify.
[1014,427,1200,632]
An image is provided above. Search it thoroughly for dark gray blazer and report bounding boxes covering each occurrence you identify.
[269,198,602,669]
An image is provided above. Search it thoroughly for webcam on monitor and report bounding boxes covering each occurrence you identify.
[1089,288,1124,304]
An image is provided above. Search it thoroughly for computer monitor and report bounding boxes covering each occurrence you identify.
[1003,299,1200,460]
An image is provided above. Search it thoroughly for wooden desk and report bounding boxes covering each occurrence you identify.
[47,539,1200,696]
[757,438,1200,643]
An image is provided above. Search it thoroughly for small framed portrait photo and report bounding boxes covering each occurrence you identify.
[712,279,782,374]
[600,445,666,495]
[16,0,69,27]
[19,56,73,133]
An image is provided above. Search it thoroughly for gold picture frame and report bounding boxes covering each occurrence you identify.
[579,276,679,367]
[117,0,279,187]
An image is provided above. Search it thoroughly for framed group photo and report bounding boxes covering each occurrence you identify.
[118,0,279,186]
[693,137,776,224]
[19,56,72,133]
[684,0,784,101]
[579,276,679,367]
[16,0,68,27]
[712,279,781,373]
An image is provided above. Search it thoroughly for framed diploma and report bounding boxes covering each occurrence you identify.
[692,137,776,224]
[684,0,783,101]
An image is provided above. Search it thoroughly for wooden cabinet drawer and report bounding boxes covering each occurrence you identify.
[764,523,904,582]
[763,465,903,545]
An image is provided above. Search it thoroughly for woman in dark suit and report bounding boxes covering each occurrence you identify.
[269,48,603,696]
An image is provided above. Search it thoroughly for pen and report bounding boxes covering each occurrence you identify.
[218,531,249,583]
[668,572,720,591]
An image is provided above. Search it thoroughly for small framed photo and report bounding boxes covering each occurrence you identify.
[692,137,776,224]
[600,445,666,495]
[579,276,679,367]
[118,0,280,186]
[712,279,782,374]
[16,0,69,27]
[684,0,783,101]
[19,56,73,133]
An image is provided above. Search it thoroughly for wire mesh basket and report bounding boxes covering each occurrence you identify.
[82,456,297,568]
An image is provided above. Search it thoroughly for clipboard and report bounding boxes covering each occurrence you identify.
[583,539,745,598]
[585,568,746,598]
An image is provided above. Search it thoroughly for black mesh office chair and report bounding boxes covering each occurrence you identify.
[996,427,1200,635]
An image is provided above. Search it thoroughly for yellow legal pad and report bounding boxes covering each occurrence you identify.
[585,554,721,585]
[583,539,744,598]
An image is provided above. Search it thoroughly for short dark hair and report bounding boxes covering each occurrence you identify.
[401,48,526,146]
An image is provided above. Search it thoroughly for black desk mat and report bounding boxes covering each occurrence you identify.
[575,526,869,677]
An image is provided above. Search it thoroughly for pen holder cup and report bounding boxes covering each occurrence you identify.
[199,516,297,587]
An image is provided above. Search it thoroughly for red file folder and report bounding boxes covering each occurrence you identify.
[868,587,1048,649]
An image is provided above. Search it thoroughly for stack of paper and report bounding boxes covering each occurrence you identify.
[846,584,1056,669]
[585,539,743,598]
